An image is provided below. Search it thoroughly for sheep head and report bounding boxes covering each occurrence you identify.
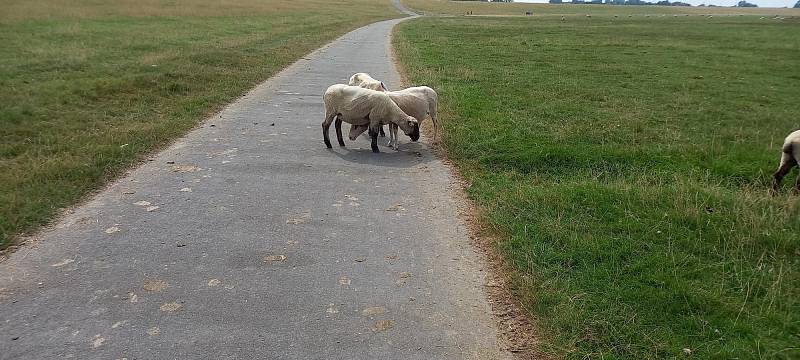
[348,124,368,141]
[399,116,420,142]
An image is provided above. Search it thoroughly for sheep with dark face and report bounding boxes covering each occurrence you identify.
[349,73,438,150]
[772,130,800,192]
[322,84,419,153]
[385,86,438,150]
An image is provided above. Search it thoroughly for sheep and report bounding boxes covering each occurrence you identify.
[384,86,439,150]
[772,130,800,192]
[322,84,419,153]
[348,73,388,137]
[349,73,439,149]
[348,72,387,92]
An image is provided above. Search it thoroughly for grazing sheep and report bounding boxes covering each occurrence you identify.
[385,87,439,150]
[349,73,439,149]
[772,130,800,192]
[322,84,419,153]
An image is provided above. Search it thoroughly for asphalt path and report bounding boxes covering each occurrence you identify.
[0,5,509,359]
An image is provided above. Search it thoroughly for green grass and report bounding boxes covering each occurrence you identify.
[395,15,800,359]
[404,0,800,16]
[0,0,400,248]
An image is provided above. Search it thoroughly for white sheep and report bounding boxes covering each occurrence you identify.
[322,84,419,153]
[385,87,439,150]
[349,73,439,150]
[348,73,388,137]
[348,72,387,92]
[772,129,800,192]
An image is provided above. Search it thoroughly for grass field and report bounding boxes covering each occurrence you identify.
[395,14,800,359]
[0,0,400,248]
[404,0,800,16]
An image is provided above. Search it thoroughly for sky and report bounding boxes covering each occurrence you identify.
[515,0,797,7]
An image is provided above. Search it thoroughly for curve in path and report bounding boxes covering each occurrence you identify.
[0,7,509,360]
[393,0,419,16]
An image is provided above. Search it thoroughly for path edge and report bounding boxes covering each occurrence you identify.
[389,16,550,360]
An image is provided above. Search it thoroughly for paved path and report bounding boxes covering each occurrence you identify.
[0,7,509,360]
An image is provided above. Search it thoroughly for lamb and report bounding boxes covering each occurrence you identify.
[772,129,800,192]
[349,73,439,150]
[322,84,419,153]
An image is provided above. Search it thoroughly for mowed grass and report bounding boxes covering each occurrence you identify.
[395,15,800,358]
[0,0,400,248]
[404,0,800,16]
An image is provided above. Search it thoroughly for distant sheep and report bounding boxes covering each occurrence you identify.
[322,84,419,153]
[772,130,800,192]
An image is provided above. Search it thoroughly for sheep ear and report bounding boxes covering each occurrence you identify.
[381,82,387,91]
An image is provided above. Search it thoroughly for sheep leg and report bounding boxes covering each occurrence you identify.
[369,124,380,153]
[334,117,345,147]
[771,152,796,192]
[379,125,386,137]
[322,111,335,149]
[390,124,399,150]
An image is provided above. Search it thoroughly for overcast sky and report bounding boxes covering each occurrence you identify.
[516,0,797,7]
